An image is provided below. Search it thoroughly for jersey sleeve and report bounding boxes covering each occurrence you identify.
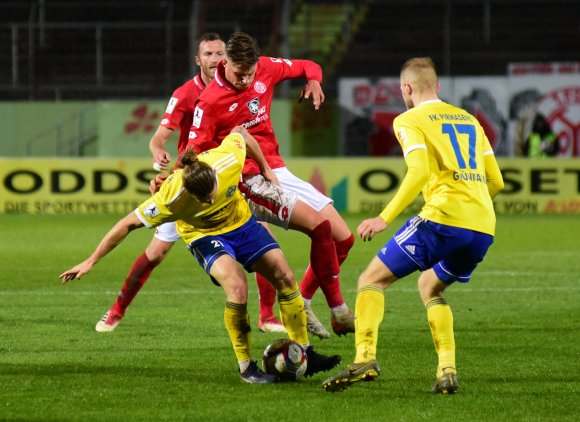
[134,194,174,228]
[186,99,220,154]
[220,131,247,164]
[160,86,187,131]
[262,56,323,85]
[379,115,430,223]
[379,147,430,224]
[134,173,181,228]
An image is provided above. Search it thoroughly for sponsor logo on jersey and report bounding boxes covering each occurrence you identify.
[166,97,178,113]
[254,81,266,94]
[161,118,169,125]
[405,244,416,255]
[188,130,197,139]
[193,106,203,128]
[283,59,292,66]
[144,203,160,219]
[247,98,260,115]
[229,103,238,112]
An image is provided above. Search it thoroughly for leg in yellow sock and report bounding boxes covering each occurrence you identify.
[354,285,385,363]
[425,296,456,375]
[224,301,252,366]
[277,283,308,346]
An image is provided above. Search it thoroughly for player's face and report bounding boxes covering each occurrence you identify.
[195,40,225,81]
[223,60,257,91]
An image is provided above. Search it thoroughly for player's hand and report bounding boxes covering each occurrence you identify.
[59,261,93,285]
[152,150,172,170]
[262,167,280,186]
[149,173,169,195]
[298,80,325,110]
[357,217,388,242]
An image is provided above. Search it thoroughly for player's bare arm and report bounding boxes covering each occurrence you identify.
[232,126,280,185]
[299,80,325,110]
[59,214,144,284]
[149,126,174,170]
[357,217,388,242]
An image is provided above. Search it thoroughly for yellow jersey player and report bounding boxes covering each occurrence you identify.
[59,126,340,383]
[323,57,504,393]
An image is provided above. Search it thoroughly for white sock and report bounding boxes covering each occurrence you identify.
[331,303,348,314]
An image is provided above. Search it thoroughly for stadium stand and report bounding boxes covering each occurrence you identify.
[0,0,578,100]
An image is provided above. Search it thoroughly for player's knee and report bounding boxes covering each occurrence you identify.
[224,278,249,303]
[308,219,332,240]
[417,269,444,301]
[146,241,174,265]
[271,266,294,290]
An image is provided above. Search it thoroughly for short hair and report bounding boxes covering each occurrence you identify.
[180,148,216,200]
[225,32,260,67]
[400,57,438,92]
[196,32,222,54]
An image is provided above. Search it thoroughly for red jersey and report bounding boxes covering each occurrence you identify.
[187,56,323,175]
[160,73,206,155]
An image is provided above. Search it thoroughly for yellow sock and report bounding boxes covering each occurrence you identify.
[277,283,308,346]
[354,285,385,363]
[224,302,252,364]
[425,297,456,375]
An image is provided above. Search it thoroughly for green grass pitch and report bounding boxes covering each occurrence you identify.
[1,213,579,421]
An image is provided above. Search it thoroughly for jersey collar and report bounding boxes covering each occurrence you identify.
[214,62,234,91]
[193,73,205,90]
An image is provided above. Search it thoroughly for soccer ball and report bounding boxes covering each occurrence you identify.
[262,339,308,381]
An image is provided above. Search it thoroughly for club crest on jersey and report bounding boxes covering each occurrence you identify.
[254,81,266,94]
[226,186,237,197]
[193,106,203,128]
[247,98,260,115]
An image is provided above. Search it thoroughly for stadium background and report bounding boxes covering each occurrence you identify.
[1,0,579,215]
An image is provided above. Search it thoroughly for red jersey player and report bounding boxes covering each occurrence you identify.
[96,33,285,334]
[187,32,356,339]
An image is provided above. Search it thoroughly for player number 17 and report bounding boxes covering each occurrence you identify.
[442,123,477,169]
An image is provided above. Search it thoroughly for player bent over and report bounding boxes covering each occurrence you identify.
[59,127,341,383]
[322,57,504,393]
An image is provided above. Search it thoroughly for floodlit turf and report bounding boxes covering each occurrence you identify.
[1,213,579,421]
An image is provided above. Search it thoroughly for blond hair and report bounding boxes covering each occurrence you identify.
[400,57,438,94]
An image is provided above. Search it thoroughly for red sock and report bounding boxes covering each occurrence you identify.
[299,265,318,301]
[335,233,354,265]
[309,220,340,278]
[111,252,158,316]
[256,273,276,320]
[307,220,344,308]
[300,232,355,305]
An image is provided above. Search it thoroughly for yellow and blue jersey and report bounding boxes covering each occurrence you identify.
[135,132,253,244]
[393,100,497,235]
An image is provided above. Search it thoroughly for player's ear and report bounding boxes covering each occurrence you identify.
[195,55,201,67]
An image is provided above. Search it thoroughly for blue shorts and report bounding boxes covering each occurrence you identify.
[378,216,494,284]
[188,216,279,286]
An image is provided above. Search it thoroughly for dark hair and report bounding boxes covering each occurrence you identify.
[180,148,216,200]
[196,32,222,54]
[225,32,260,67]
